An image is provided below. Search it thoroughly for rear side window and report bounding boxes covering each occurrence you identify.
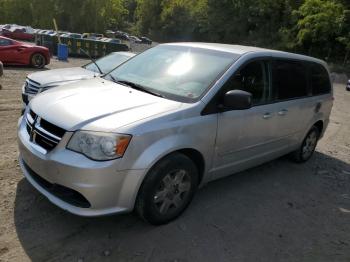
[272,60,308,101]
[310,63,331,95]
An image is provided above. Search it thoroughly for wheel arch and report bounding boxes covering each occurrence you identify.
[313,120,324,135]
[174,148,205,185]
[140,148,206,186]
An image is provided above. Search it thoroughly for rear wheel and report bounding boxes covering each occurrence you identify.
[291,126,320,163]
[135,153,198,225]
[31,53,46,69]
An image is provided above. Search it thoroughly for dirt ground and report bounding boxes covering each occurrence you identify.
[0,58,349,262]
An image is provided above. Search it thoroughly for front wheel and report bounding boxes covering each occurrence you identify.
[31,53,46,69]
[135,153,199,225]
[291,126,320,163]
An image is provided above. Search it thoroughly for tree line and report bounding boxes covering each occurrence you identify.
[0,0,350,64]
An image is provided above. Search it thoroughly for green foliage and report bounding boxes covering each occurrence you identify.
[295,0,344,47]
[204,0,297,46]
[0,0,350,63]
[0,0,128,32]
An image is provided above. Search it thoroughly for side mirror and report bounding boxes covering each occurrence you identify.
[222,90,252,110]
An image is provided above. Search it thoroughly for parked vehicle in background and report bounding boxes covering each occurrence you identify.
[115,31,130,41]
[99,37,111,42]
[347,80,350,91]
[0,36,50,68]
[106,39,122,44]
[22,51,135,105]
[140,36,152,45]
[128,35,142,43]
[82,33,104,40]
[99,38,121,44]
[60,33,82,39]
[2,27,34,41]
[68,33,83,39]
[37,30,48,35]
[105,30,115,38]
[18,43,333,225]
[46,31,57,36]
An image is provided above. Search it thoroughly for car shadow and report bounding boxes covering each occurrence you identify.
[13,152,350,262]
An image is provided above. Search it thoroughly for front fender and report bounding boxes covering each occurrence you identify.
[131,134,206,172]
[119,114,218,184]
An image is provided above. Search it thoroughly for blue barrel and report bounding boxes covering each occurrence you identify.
[57,43,68,61]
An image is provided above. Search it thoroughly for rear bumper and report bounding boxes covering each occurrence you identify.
[17,117,146,217]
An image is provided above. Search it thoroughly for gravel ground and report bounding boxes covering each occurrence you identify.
[0,59,349,262]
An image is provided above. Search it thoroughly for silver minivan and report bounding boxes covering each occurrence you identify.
[18,43,333,224]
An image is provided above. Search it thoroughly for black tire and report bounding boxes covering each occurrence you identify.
[30,53,46,69]
[135,153,199,225]
[290,126,320,163]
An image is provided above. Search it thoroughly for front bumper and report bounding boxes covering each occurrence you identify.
[17,117,146,217]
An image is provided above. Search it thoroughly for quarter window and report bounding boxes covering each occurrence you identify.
[272,60,308,100]
[310,63,331,95]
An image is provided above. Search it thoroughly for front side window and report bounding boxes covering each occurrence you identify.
[221,60,269,105]
[0,39,12,46]
[272,60,308,101]
[105,45,239,102]
[310,63,331,95]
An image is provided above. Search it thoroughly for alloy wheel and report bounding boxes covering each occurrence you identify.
[153,169,192,215]
[31,54,45,68]
[302,130,318,159]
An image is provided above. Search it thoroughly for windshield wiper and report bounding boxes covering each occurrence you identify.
[114,79,164,98]
[80,48,103,74]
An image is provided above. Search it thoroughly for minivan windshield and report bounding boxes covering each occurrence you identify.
[105,45,239,102]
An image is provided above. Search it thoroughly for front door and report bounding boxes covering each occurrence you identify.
[0,38,15,63]
[212,59,282,178]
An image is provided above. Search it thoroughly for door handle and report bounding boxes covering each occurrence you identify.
[263,113,273,119]
[278,109,288,116]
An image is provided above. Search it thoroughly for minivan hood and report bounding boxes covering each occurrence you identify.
[27,67,96,87]
[30,78,182,131]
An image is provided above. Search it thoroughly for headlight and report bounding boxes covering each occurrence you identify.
[67,131,132,161]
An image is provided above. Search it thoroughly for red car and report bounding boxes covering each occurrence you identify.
[0,36,50,68]
[1,28,34,41]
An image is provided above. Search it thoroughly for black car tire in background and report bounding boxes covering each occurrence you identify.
[30,53,46,69]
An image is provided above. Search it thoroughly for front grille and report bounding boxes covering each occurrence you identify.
[24,78,41,95]
[23,161,91,208]
[25,109,66,152]
[22,93,29,105]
